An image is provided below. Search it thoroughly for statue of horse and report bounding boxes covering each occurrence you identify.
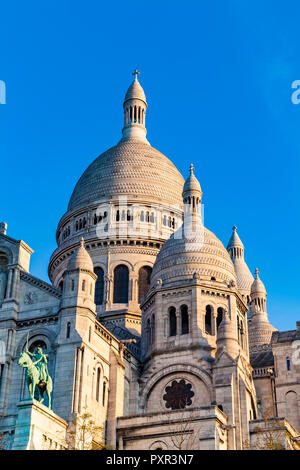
[18,351,53,409]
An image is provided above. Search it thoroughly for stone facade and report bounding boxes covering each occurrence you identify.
[0,73,299,450]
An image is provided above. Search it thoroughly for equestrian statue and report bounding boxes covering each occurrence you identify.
[18,338,53,409]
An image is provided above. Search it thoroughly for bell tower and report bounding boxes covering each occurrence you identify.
[121,69,149,144]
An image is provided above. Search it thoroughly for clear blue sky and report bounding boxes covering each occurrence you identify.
[1,1,299,331]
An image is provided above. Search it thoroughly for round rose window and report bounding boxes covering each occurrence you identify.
[163,379,194,410]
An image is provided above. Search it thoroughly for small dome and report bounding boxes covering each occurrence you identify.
[150,222,236,288]
[124,76,147,104]
[182,164,202,196]
[250,268,266,296]
[68,238,94,272]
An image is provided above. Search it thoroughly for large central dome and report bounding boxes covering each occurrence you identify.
[68,139,184,211]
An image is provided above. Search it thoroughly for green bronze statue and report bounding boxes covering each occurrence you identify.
[18,341,53,409]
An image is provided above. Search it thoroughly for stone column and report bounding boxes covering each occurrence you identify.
[106,348,125,448]
[176,311,180,335]
[213,312,217,337]
[5,268,13,299]
[72,347,82,413]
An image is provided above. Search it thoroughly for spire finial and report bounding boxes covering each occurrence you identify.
[255,267,259,278]
[190,163,194,175]
[132,68,140,81]
[232,225,237,232]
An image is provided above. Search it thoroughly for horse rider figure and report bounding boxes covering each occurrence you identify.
[26,346,49,383]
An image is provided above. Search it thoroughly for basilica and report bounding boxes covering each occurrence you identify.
[0,72,300,450]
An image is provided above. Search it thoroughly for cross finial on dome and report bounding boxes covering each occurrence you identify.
[255,267,259,278]
[190,163,194,174]
[132,68,140,80]
[232,225,237,232]
[80,237,85,248]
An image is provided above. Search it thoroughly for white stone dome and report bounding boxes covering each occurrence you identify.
[68,140,184,212]
[150,222,236,288]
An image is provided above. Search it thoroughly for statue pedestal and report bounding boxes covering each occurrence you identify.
[11,399,68,450]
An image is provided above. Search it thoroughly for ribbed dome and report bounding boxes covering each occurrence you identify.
[150,222,236,288]
[124,77,147,104]
[68,140,184,211]
[68,238,93,271]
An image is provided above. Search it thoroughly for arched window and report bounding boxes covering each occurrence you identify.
[205,305,212,335]
[217,307,224,331]
[169,307,177,336]
[286,357,291,371]
[58,280,63,291]
[66,322,71,339]
[82,280,86,291]
[180,305,189,334]
[94,267,104,305]
[113,265,129,303]
[96,368,101,402]
[71,279,75,291]
[138,266,152,303]
[140,211,144,222]
[286,391,299,429]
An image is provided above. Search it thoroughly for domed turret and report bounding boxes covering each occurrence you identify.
[227,226,253,301]
[250,268,266,296]
[62,237,97,312]
[121,69,149,144]
[216,309,239,359]
[124,71,147,103]
[182,164,202,219]
[150,165,236,288]
[182,163,202,198]
[67,238,94,272]
[248,268,277,348]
